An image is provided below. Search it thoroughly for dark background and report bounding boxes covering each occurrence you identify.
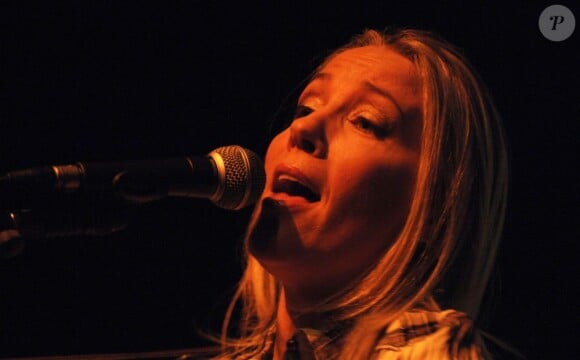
[1,1,578,359]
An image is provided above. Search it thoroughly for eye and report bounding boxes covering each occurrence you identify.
[351,117,389,138]
[294,105,313,119]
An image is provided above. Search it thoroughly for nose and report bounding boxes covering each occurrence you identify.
[288,113,327,158]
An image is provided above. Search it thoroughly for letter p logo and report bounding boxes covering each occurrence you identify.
[539,5,576,41]
[550,15,565,30]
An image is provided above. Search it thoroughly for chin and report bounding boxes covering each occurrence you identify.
[247,198,312,265]
[246,198,282,257]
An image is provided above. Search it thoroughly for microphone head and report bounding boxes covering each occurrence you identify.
[208,145,265,210]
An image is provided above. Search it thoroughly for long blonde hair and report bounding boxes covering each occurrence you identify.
[217,28,508,359]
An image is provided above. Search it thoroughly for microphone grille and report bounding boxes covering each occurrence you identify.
[208,145,265,210]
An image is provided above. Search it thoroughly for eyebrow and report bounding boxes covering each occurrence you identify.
[307,71,405,119]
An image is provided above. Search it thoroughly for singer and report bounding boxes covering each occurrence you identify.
[211,28,512,359]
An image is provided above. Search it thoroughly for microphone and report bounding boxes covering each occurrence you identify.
[0,145,266,211]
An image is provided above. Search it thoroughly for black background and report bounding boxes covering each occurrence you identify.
[1,1,578,359]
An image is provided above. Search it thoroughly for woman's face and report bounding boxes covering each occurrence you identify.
[249,45,423,294]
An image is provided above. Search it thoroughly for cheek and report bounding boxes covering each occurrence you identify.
[264,130,289,170]
[372,172,415,228]
[263,131,288,181]
[330,157,417,228]
[315,164,416,260]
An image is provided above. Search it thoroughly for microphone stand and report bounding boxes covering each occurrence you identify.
[0,196,135,262]
[0,166,228,358]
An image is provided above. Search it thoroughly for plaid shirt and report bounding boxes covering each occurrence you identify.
[271,309,483,360]
[372,309,483,359]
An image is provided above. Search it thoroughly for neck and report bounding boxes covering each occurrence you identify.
[273,288,334,360]
[273,290,296,360]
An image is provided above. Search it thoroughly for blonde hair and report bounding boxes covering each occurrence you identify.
[216,28,508,359]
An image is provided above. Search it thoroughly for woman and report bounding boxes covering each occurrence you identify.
[216,27,509,359]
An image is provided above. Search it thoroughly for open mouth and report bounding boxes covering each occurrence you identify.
[272,175,320,203]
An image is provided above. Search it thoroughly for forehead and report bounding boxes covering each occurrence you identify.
[317,45,420,93]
